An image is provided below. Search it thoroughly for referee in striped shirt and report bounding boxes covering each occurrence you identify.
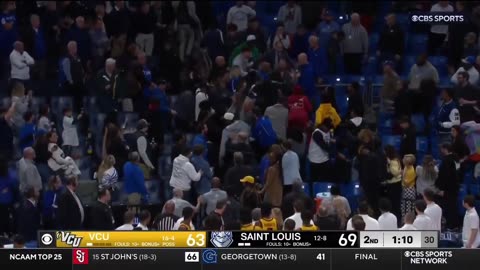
[153,201,179,230]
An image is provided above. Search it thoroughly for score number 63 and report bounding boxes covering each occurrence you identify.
[338,233,357,247]
[186,233,206,247]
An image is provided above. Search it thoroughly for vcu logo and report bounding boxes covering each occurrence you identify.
[56,232,83,247]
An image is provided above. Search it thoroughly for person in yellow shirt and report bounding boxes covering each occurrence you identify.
[254,203,278,231]
[299,210,318,231]
[240,208,255,231]
[401,154,417,219]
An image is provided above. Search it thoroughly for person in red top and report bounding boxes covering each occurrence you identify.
[287,85,313,131]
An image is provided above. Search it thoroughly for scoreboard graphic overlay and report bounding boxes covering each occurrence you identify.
[0,231,475,270]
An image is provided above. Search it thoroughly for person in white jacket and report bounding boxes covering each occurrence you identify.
[169,147,203,201]
[62,108,79,156]
[226,1,256,32]
[451,56,479,85]
[10,41,34,82]
[47,131,81,177]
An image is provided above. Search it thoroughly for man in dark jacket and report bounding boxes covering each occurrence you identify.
[21,14,47,80]
[57,176,84,230]
[377,14,405,70]
[96,58,120,113]
[436,143,460,229]
[105,1,130,58]
[89,188,114,230]
[16,186,40,241]
[455,71,480,123]
[65,16,91,64]
[61,41,85,112]
[224,152,254,198]
[399,116,417,157]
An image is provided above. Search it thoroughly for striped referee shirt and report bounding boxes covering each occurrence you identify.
[154,214,179,231]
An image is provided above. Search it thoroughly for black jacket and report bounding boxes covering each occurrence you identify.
[436,154,459,196]
[224,165,255,197]
[400,125,417,157]
[89,201,115,230]
[378,24,405,55]
[16,199,41,241]
[57,189,84,230]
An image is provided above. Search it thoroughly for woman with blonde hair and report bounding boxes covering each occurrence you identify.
[401,154,417,219]
[272,208,283,230]
[97,155,118,190]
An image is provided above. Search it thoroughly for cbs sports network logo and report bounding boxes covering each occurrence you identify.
[410,12,466,24]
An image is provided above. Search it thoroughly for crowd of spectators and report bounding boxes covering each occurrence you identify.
[0,1,479,249]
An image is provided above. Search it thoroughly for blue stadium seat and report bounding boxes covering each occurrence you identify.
[313,182,334,195]
[303,183,311,196]
[382,135,401,150]
[396,14,410,28]
[403,55,417,74]
[411,114,426,134]
[407,34,428,54]
[416,136,429,154]
[428,56,448,77]
[336,95,348,117]
[470,183,480,196]
[463,168,474,186]
[369,33,380,55]
[379,112,395,134]
[145,180,161,204]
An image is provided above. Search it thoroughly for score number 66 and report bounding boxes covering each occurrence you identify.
[338,233,357,247]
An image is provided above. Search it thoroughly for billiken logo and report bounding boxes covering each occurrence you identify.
[56,232,83,247]
[73,249,89,265]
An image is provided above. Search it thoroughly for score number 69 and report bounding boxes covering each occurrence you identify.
[186,234,206,247]
[338,233,357,247]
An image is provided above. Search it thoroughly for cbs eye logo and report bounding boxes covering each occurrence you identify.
[41,233,54,246]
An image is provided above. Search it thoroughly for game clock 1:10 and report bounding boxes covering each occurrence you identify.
[392,235,413,245]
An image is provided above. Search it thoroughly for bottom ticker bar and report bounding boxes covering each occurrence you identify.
[0,249,477,270]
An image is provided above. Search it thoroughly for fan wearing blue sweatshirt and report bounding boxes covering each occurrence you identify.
[123,152,148,204]
[252,107,278,152]
[144,79,175,145]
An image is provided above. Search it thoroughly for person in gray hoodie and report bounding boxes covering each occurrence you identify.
[265,97,289,141]
[408,54,439,90]
[219,112,250,167]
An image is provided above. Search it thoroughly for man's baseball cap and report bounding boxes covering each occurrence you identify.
[246,34,256,41]
[240,176,255,184]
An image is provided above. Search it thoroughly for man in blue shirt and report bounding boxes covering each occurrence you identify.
[192,124,208,159]
[123,152,148,205]
[307,35,327,78]
[316,10,340,47]
[144,79,175,145]
[190,145,213,196]
[252,107,278,154]
[0,2,17,78]
[297,53,317,102]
